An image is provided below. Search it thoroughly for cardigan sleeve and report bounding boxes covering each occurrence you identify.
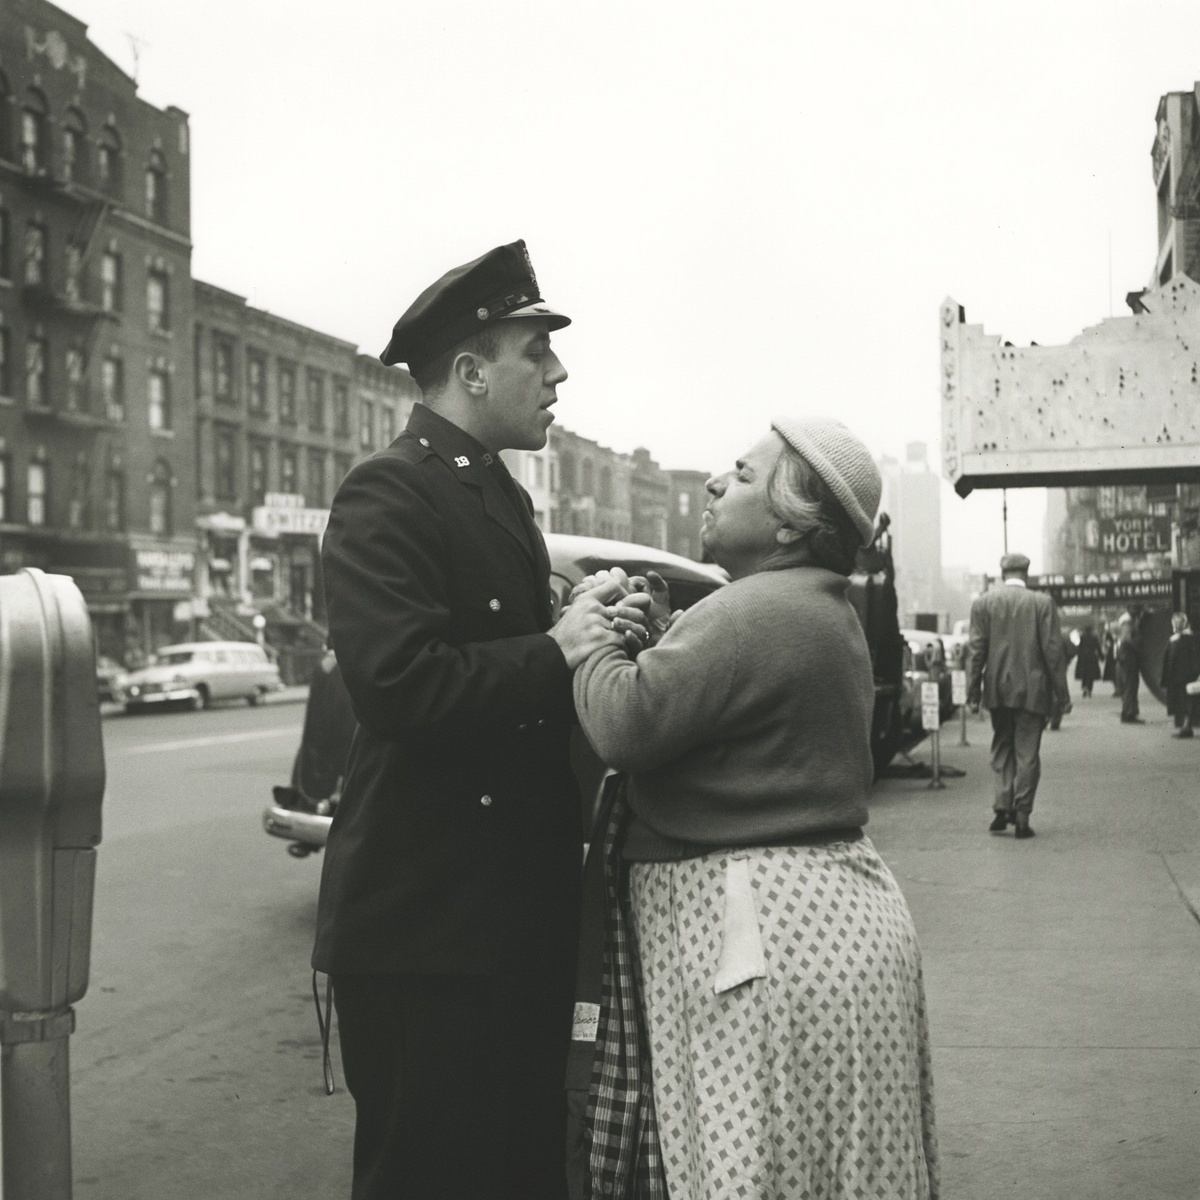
[573,593,738,773]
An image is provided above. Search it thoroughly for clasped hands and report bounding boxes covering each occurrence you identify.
[549,567,680,670]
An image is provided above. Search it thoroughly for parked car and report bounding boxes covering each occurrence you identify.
[96,654,124,703]
[117,640,281,712]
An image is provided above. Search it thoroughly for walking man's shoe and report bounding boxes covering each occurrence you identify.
[1014,815,1035,839]
[1121,716,1145,724]
[989,812,1011,832]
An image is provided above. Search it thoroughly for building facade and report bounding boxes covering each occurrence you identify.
[549,424,632,541]
[628,447,669,551]
[665,469,709,561]
[878,442,943,624]
[0,0,195,661]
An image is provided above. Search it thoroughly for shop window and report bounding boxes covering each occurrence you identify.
[62,109,87,184]
[27,462,47,526]
[24,221,46,286]
[68,456,91,530]
[278,363,296,422]
[307,369,326,431]
[307,448,326,507]
[102,356,125,422]
[214,335,235,402]
[20,89,48,175]
[360,399,375,449]
[97,125,122,197]
[279,445,298,493]
[144,150,166,223]
[333,380,350,436]
[65,346,86,412]
[147,270,169,331]
[249,440,268,505]
[100,251,122,311]
[247,351,267,414]
[26,335,47,407]
[148,369,170,430]
[215,426,237,500]
[149,460,172,536]
[104,469,125,532]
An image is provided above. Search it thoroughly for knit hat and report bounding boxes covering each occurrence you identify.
[770,416,881,546]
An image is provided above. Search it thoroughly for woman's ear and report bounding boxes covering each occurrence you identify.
[776,524,804,545]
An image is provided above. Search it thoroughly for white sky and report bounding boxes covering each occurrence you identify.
[58,0,1200,573]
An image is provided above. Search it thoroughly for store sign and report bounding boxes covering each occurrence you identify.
[133,549,195,594]
[263,492,305,509]
[1097,514,1172,556]
[252,505,329,537]
[1029,573,1172,604]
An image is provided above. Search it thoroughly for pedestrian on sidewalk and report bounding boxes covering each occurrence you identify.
[967,552,1071,838]
[1074,623,1102,698]
[313,241,643,1200]
[1160,612,1200,738]
[1048,628,1077,730]
[1102,627,1117,692]
[1115,613,1143,723]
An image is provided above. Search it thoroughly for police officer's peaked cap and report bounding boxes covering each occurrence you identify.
[1000,552,1031,573]
[380,239,570,373]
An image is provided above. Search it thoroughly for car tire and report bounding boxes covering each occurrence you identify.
[248,687,265,706]
[193,685,211,711]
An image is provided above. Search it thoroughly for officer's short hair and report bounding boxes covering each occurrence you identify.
[412,327,504,398]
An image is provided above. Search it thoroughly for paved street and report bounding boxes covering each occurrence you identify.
[63,677,1199,1198]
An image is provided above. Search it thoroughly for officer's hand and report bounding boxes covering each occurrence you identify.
[549,581,626,669]
[629,571,673,641]
[568,566,632,605]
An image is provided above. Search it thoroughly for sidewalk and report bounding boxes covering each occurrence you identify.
[869,682,1200,1199]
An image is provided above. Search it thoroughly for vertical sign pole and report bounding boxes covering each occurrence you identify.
[951,668,969,746]
[920,681,945,790]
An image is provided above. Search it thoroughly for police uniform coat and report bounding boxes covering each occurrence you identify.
[312,402,581,981]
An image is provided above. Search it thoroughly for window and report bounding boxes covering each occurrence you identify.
[67,456,91,530]
[97,125,122,195]
[104,468,125,532]
[278,363,296,422]
[214,336,235,402]
[599,465,613,506]
[529,456,545,489]
[24,221,46,286]
[27,462,47,526]
[307,369,326,430]
[102,356,124,421]
[147,271,169,331]
[307,448,327,507]
[247,351,267,414]
[144,150,166,223]
[381,406,395,446]
[148,369,170,430]
[65,346,86,412]
[334,452,354,485]
[214,426,236,499]
[279,445,298,493]
[0,456,8,522]
[0,71,11,163]
[581,459,594,497]
[0,325,9,396]
[678,491,690,516]
[62,109,87,184]
[100,251,122,311]
[149,460,172,535]
[559,451,577,493]
[26,336,47,407]
[333,381,350,436]
[360,399,375,449]
[20,89,47,174]
[249,439,268,504]
[0,208,9,278]
[64,243,82,302]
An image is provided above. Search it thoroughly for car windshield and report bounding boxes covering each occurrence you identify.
[154,651,194,666]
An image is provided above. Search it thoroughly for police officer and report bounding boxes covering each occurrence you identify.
[314,241,637,1199]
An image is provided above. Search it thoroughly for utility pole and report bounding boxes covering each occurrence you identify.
[1002,488,1009,554]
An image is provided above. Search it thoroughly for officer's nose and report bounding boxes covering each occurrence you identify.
[546,352,567,386]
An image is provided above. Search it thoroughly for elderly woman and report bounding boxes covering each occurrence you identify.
[573,417,938,1200]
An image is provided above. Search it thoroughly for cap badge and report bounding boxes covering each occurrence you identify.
[455,455,470,468]
[522,244,538,289]
[477,307,489,320]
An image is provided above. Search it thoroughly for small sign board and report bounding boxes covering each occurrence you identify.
[920,681,941,731]
[951,669,967,705]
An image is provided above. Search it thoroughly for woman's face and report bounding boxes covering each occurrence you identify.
[700,431,787,579]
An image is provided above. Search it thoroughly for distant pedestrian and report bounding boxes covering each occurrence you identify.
[1048,630,1077,730]
[1102,629,1117,691]
[1160,613,1200,738]
[1074,624,1102,698]
[967,553,1071,839]
[1115,614,1142,724]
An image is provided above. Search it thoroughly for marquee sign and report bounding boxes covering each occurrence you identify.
[1028,574,1172,605]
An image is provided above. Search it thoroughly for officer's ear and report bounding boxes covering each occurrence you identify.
[451,351,488,397]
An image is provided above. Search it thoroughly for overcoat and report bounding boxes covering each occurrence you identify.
[1160,629,1200,718]
[967,582,1069,716]
[312,403,581,979]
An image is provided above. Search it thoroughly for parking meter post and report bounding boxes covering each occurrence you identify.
[0,570,105,1200]
[928,727,945,790]
[959,704,969,746]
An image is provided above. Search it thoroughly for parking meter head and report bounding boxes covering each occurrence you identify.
[0,570,105,1012]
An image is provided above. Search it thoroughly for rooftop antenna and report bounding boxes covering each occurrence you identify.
[124,32,148,85]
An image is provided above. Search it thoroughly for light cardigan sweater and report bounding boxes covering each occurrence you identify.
[574,565,874,847]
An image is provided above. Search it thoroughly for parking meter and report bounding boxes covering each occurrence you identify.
[0,569,105,1200]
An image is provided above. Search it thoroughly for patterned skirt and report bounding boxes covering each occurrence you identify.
[627,836,939,1200]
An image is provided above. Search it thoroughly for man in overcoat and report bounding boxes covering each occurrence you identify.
[313,241,633,1199]
[967,552,1071,838]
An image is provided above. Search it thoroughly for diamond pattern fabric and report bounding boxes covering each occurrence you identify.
[628,837,939,1199]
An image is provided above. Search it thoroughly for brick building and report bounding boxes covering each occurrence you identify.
[549,424,632,541]
[665,468,709,560]
[628,446,669,551]
[0,0,195,660]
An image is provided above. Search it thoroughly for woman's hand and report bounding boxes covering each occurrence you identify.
[549,579,628,669]
[561,569,651,657]
[629,571,682,644]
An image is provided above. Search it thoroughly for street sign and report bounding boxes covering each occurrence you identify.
[951,669,967,705]
[920,681,941,731]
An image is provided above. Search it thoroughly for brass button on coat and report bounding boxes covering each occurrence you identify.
[480,794,493,807]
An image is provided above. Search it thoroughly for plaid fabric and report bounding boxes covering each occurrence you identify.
[585,783,668,1200]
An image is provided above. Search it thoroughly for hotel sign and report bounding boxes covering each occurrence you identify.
[1094,514,1171,556]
